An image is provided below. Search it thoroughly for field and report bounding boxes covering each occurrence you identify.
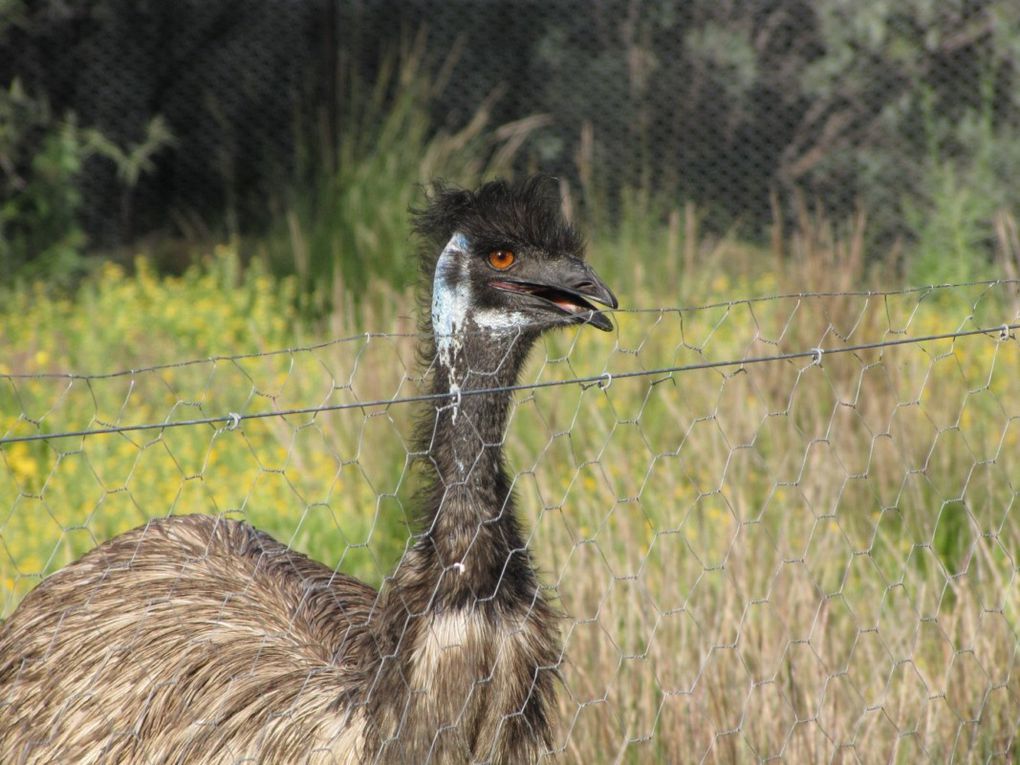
[2,242,1018,762]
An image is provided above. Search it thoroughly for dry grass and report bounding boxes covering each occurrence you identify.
[513,281,1019,763]
[1,235,1018,762]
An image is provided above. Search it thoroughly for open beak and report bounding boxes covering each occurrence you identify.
[490,258,618,331]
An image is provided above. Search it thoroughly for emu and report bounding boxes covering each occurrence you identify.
[0,178,617,764]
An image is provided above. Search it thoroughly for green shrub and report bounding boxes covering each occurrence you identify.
[905,76,1020,284]
[258,38,540,316]
[0,81,89,285]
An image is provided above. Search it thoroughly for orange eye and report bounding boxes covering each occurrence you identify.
[487,250,515,270]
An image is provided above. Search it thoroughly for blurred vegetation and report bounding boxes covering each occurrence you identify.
[0,80,89,284]
[257,34,546,315]
[1,0,1019,301]
[0,78,173,286]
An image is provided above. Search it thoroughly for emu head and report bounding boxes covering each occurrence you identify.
[414,178,617,384]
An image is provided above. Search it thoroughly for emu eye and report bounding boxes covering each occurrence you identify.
[487,250,516,270]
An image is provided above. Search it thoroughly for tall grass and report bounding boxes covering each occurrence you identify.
[256,32,547,319]
[2,227,1017,761]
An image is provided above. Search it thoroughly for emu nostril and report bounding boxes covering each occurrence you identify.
[560,259,617,309]
[572,265,618,310]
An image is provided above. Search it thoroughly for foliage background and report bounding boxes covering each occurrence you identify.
[3,0,1020,289]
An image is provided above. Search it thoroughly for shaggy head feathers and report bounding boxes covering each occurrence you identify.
[413,177,585,283]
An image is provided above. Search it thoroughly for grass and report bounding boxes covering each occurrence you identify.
[255,31,546,318]
[1,229,1017,762]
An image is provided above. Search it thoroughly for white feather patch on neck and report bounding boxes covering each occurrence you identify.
[471,309,530,333]
[432,232,471,382]
[431,233,532,408]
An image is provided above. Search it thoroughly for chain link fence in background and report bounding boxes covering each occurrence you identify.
[3,1,1020,280]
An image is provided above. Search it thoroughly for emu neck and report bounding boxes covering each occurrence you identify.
[362,223,561,763]
[416,335,533,591]
[391,230,541,614]
[410,232,532,589]
[429,343,522,485]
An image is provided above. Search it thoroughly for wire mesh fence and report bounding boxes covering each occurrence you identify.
[2,281,1018,761]
[4,2,1020,277]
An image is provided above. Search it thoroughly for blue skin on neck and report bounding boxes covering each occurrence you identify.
[431,232,531,396]
[431,232,472,389]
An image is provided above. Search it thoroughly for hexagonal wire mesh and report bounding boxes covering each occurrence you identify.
[1,280,1019,761]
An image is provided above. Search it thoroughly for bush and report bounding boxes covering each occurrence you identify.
[258,36,543,315]
[0,80,89,284]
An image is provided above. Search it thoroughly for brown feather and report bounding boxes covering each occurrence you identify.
[0,178,606,764]
[1,514,376,763]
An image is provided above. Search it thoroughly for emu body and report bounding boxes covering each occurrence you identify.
[0,179,616,764]
[1,516,374,763]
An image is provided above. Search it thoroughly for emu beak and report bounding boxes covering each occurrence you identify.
[490,258,619,332]
[561,260,618,332]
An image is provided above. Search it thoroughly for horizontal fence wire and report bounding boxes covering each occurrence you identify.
[1,288,1017,445]
[3,280,1019,761]
[3,279,1018,383]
